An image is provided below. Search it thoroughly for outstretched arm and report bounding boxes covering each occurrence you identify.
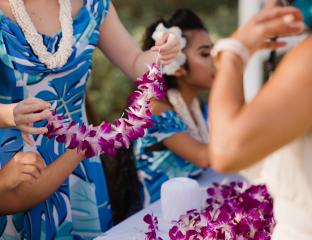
[97,3,179,80]
[209,7,311,172]
[0,98,52,145]
[0,150,84,215]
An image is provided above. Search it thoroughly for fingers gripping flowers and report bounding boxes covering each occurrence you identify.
[151,23,187,76]
[45,64,166,158]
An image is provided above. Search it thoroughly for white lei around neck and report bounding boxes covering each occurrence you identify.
[8,0,74,69]
[167,89,209,144]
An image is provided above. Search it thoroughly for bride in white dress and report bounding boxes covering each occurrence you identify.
[208,3,312,240]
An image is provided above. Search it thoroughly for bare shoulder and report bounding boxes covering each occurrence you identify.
[150,99,173,116]
[0,1,12,18]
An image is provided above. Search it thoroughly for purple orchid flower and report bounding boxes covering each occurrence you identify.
[143,213,163,240]
[144,182,275,240]
[45,64,166,158]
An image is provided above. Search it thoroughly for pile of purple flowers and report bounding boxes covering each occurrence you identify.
[144,182,275,240]
[45,63,166,158]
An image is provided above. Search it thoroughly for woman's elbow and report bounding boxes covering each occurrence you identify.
[197,159,211,168]
[210,142,243,173]
[210,158,236,174]
[196,148,211,168]
[0,201,29,215]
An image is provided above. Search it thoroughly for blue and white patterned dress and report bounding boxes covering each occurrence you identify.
[133,105,208,207]
[0,0,112,239]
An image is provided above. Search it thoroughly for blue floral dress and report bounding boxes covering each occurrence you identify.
[0,0,112,239]
[133,105,208,207]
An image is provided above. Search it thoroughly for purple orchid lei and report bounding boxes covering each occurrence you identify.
[45,63,166,158]
[144,213,163,240]
[144,182,275,240]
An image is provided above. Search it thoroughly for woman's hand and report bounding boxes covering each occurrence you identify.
[151,33,180,65]
[13,97,52,145]
[0,152,46,191]
[232,6,304,55]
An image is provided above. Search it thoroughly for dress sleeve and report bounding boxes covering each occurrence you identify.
[89,0,110,26]
[0,9,3,21]
[0,9,4,63]
[148,111,187,143]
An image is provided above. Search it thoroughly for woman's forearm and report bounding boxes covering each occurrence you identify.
[164,133,211,168]
[132,50,158,79]
[209,7,306,173]
[0,150,84,215]
[0,170,10,194]
[0,103,16,128]
[209,52,246,171]
[210,41,312,173]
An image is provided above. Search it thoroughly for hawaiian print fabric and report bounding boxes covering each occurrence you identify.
[133,106,208,208]
[0,0,112,239]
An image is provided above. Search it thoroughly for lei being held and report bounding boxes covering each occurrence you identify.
[42,21,187,158]
[46,63,166,158]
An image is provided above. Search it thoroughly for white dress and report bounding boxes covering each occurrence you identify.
[242,132,312,240]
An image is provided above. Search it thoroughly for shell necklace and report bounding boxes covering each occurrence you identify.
[8,0,74,69]
[168,89,208,143]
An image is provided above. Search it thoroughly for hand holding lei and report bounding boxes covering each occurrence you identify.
[45,63,166,158]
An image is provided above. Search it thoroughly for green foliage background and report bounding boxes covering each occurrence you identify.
[87,0,238,124]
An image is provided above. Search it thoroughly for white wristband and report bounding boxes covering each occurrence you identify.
[211,38,250,66]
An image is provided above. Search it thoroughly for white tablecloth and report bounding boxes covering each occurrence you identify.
[96,169,242,240]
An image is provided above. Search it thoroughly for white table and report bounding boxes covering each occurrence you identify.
[96,169,242,240]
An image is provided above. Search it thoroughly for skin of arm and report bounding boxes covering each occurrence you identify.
[164,134,210,168]
[0,152,46,211]
[209,36,312,173]
[0,150,84,215]
[97,3,179,80]
[0,103,16,128]
[151,100,210,168]
[0,1,179,214]
[0,171,9,193]
[0,98,52,145]
[0,101,79,214]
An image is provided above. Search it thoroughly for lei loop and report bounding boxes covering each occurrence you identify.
[46,63,166,158]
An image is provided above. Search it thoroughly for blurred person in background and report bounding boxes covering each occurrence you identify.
[209,1,312,239]
[133,9,216,208]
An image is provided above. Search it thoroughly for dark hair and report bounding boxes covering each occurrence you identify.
[142,9,207,89]
[279,0,295,5]
[101,147,142,224]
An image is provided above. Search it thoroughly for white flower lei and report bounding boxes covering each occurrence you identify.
[8,0,74,69]
[167,89,208,144]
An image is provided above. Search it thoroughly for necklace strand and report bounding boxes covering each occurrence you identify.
[45,64,167,158]
[167,89,208,144]
[8,0,74,69]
